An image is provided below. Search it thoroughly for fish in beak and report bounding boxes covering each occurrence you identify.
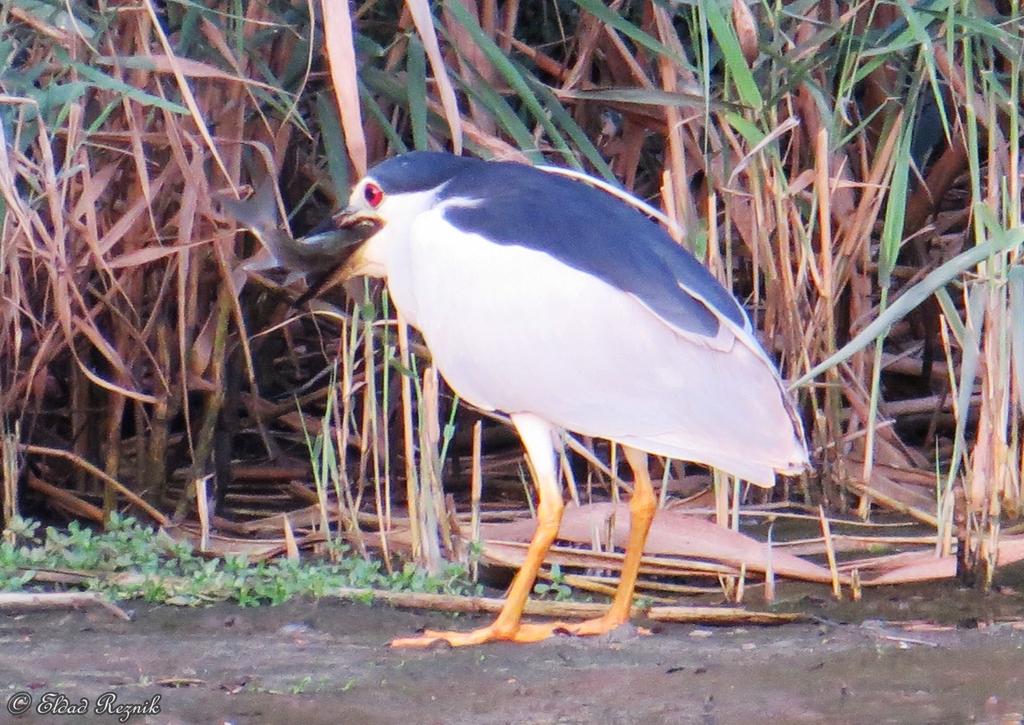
[217,180,382,302]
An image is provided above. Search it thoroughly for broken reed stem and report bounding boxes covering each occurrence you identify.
[559,442,581,505]
[560,571,720,596]
[845,481,939,527]
[327,587,806,625]
[819,505,842,599]
[364,306,391,571]
[26,474,104,523]
[20,444,168,525]
[283,514,299,560]
[0,592,131,620]
[418,365,445,572]
[397,315,421,561]
[185,284,234,518]
[470,420,483,582]
[195,474,210,553]
[102,390,125,521]
[1,422,17,536]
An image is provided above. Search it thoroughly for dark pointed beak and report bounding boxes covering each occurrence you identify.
[288,209,384,308]
[303,208,382,247]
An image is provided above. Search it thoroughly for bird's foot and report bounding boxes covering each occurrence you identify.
[558,613,628,636]
[390,616,648,648]
[390,621,570,648]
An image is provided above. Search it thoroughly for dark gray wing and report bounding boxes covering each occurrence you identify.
[439,161,750,341]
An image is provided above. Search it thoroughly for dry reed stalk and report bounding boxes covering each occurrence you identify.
[819,505,842,599]
[26,474,103,524]
[21,445,167,525]
[283,514,299,561]
[326,587,806,625]
[2,424,18,534]
[470,420,483,581]
[397,316,422,560]
[419,366,450,572]
[0,592,131,620]
[363,308,391,570]
[195,474,210,553]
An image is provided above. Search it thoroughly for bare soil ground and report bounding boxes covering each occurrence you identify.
[3,581,1024,725]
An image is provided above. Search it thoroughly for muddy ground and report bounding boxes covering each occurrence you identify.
[3,581,1024,725]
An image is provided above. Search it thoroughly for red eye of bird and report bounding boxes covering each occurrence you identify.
[364,182,384,208]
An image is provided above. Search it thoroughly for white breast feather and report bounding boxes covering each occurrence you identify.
[386,207,806,485]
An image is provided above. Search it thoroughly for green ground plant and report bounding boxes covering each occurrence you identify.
[0,514,482,606]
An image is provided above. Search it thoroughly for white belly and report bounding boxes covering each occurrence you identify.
[384,209,805,484]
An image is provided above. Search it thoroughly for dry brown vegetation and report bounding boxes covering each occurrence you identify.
[2,0,1024,599]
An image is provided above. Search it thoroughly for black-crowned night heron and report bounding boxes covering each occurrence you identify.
[232,151,808,648]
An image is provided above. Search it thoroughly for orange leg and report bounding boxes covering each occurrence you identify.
[558,446,656,636]
[391,441,658,647]
[391,414,565,648]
